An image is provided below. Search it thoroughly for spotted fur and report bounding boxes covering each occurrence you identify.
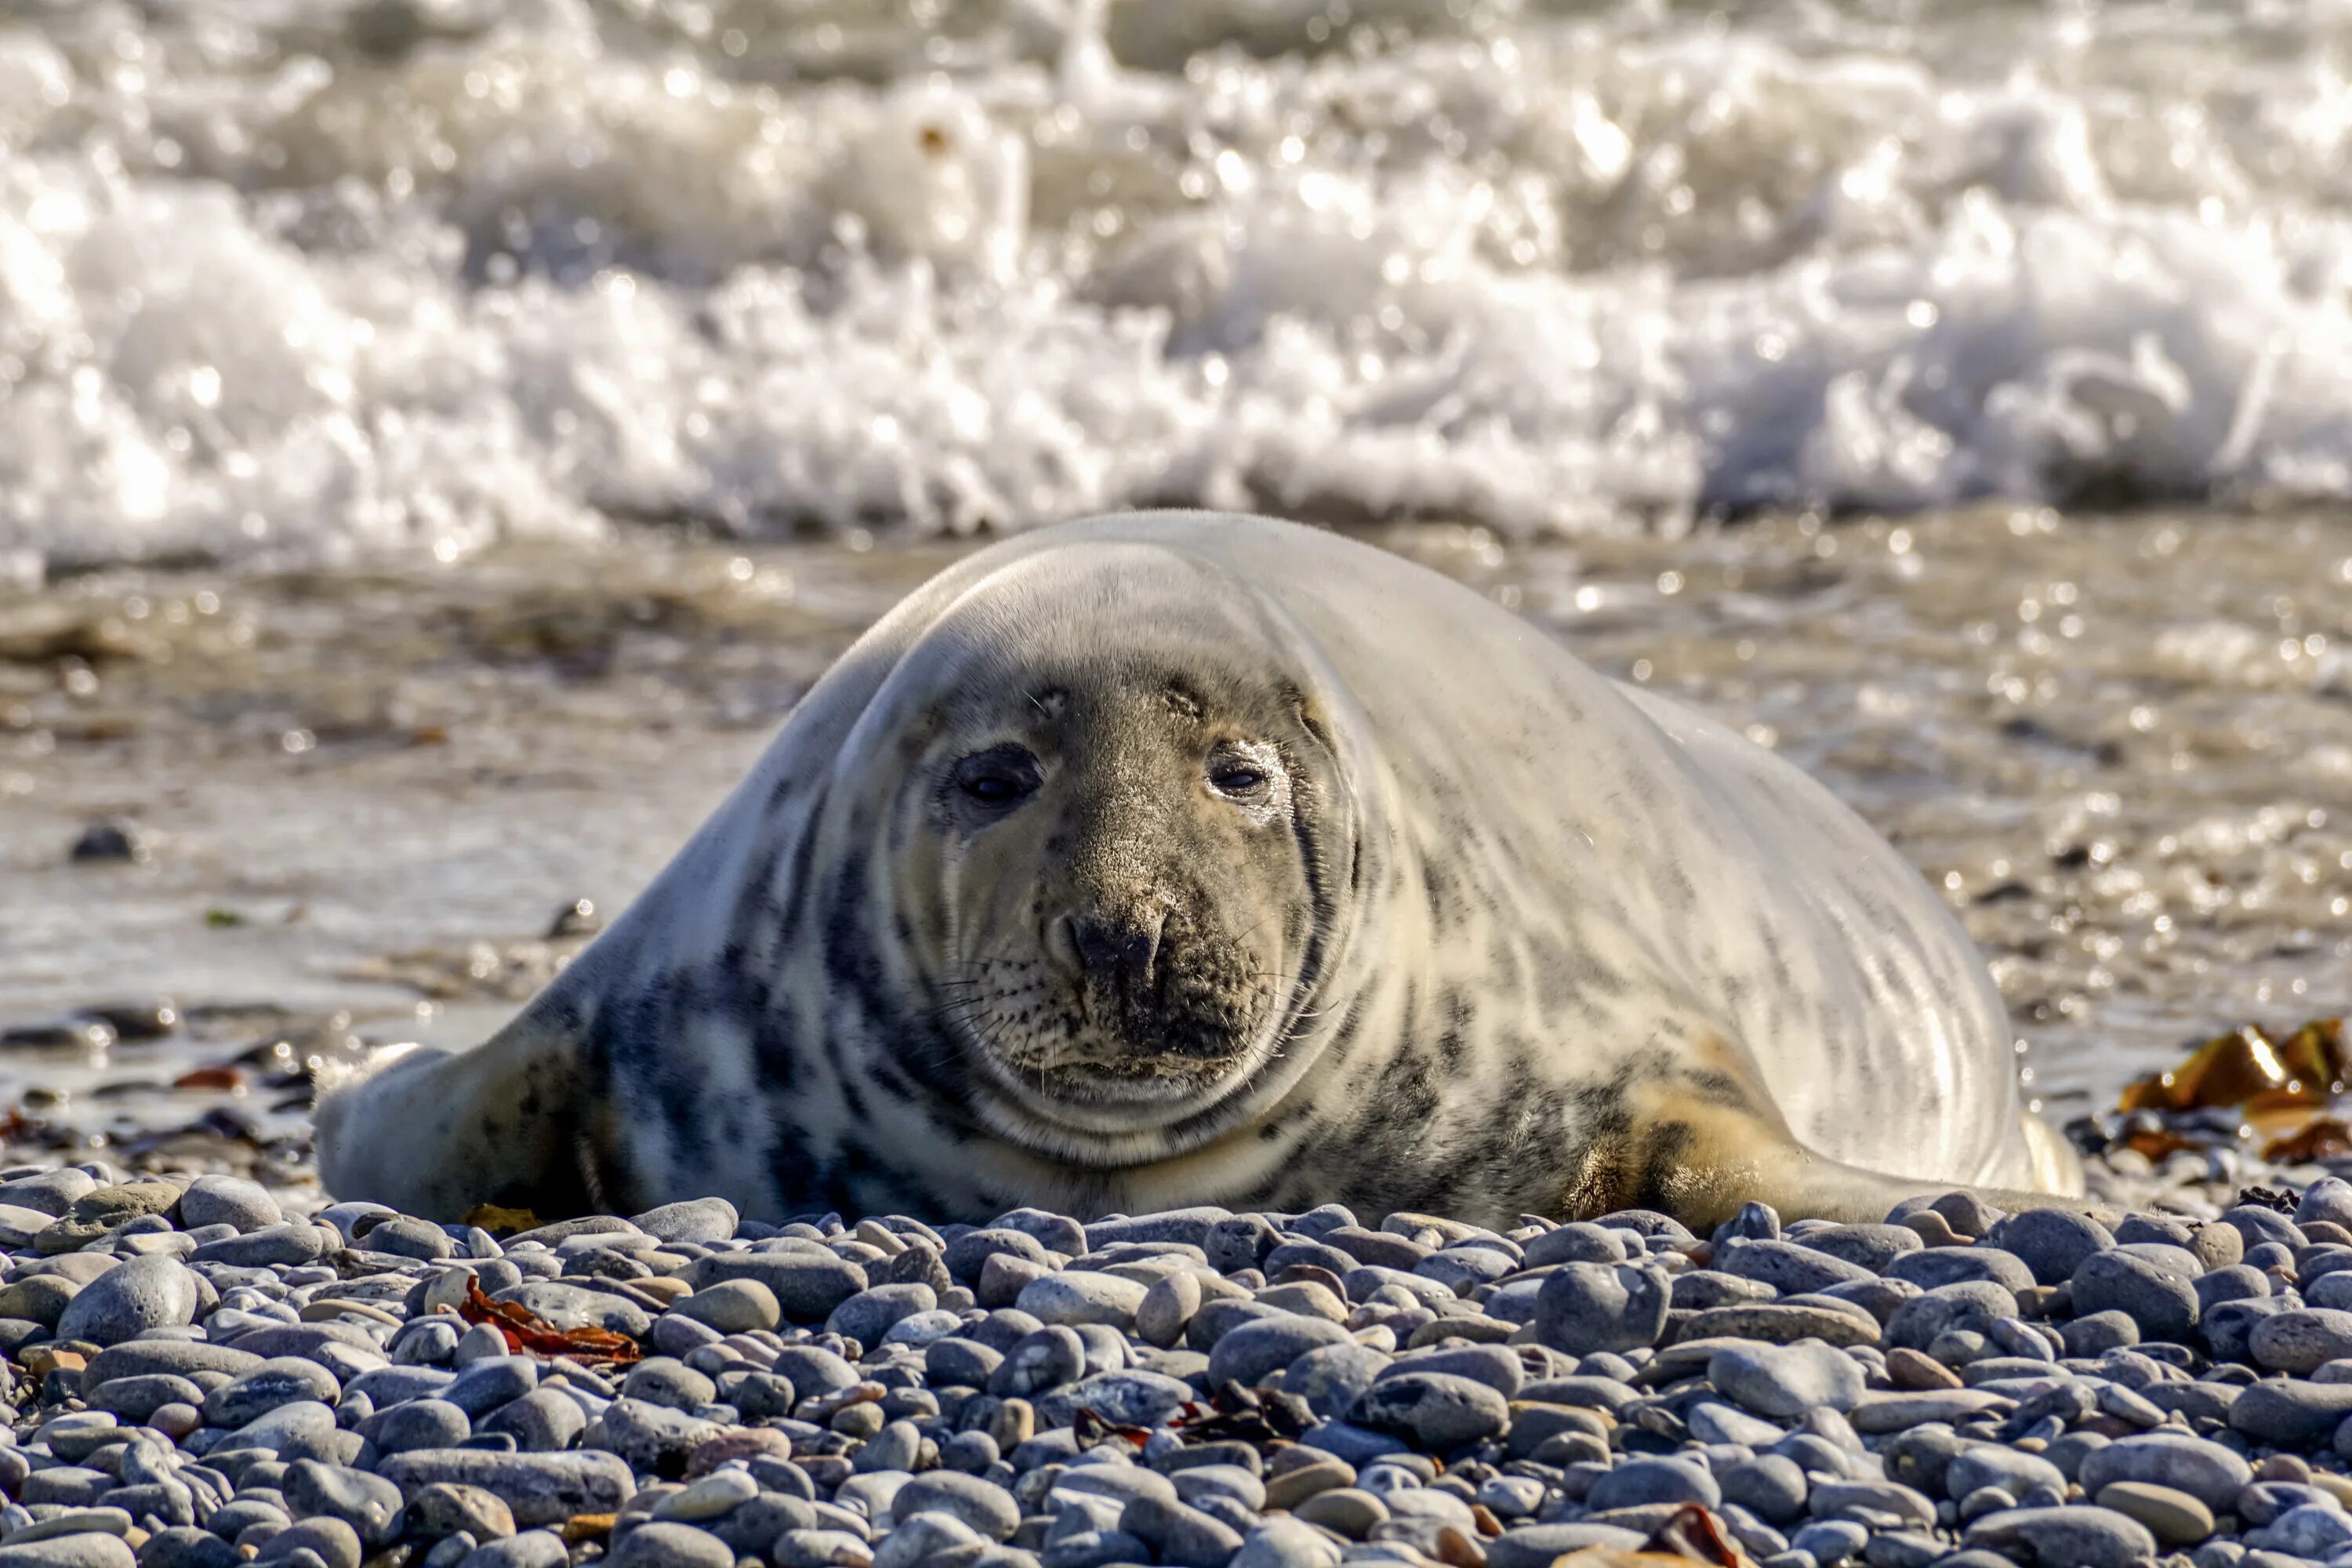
[314,512,2083,1230]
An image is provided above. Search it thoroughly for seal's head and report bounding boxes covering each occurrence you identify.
[854,544,1359,1146]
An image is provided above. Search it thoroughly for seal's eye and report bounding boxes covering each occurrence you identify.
[951,747,1040,811]
[1209,762,1269,796]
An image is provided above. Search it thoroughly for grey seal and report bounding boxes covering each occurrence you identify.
[316,510,2082,1229]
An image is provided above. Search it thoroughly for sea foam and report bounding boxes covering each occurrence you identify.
[5,0,2352,572]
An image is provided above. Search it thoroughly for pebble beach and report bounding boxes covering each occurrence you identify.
[2,1138,2352,1568]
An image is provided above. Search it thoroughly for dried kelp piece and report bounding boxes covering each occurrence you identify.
[2266,1117,2352,1164]
[458,1277,641,1365]
[1072,1408,1150,1450]
[1640,1502,1751,1565]
[2121,1127,2202,1162]
[461,1203,543,1236]
[2238,1184,2300,1214]
[2119,1018,2347,1115]
[1167,1381,1315,1446]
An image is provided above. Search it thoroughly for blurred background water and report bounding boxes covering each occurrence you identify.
[0,0,2347,1142]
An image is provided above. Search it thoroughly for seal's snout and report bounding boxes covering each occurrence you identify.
[1052,906,1164,986]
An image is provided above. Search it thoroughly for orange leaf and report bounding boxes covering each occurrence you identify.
[457,1276,641,1367]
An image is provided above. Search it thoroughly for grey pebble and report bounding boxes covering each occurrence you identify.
[1531,1261,1671,1356]
[1585,1457,1719,1512]
[1204,1315,1352,1387]
[56,1255,198,1346]
[404,1485,517,1543]
[377,1451,637,1527]
[1346,1371,1508,1450]
[1708,1340,1864,1417]
[2070,1250,2201,1342]
[176,1178,284,1233]
[685,1253,866,1323]
[604,1523,731,1568]
[1965,1504,2157,1568]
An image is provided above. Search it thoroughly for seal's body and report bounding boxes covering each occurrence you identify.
[317,511,2081,1229]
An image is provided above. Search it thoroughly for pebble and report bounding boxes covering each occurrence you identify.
[54,1255,198,1345]
[1530,1262,1671,1355]
[1017,1270,1150,1330]
[378,1452,637,1526]
[2076,1432,2253,1512]
[1345,1371,1508,1450]
[0,1131,2348,1568]
[2231,1379,2352,1446]
[1963,1504,2158,1568]
[1205,1315,1352,1386]
[177,1175,285,1232]
[2095,1481,2216,1545]
[1708,1339,1864,1417]
[2069,1250,2201,1342]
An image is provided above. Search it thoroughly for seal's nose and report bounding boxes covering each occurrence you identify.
[1052,908,1163,985]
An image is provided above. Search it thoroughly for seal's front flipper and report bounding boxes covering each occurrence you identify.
[314,1011,619,1223]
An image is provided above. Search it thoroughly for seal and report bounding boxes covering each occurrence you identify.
[315,510,2082,1230]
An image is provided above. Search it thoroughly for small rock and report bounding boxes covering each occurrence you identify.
[405,1485,517,1542]
[1531,1262,1671,1356]
[55,1255,198,1346]
[1963,1507,2155,1568]
[604,1523,731,1568]
[1708,1340,1864,1417]
[1017,1271,1150,1330]
[176,1176,283,1232]
[1347,1373,1509,1450]
[2094,1482,2214,1546]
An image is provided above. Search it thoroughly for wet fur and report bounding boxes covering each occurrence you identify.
[316,511,2083,1230]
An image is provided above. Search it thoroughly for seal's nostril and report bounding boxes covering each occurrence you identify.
[1064,910,1162,984]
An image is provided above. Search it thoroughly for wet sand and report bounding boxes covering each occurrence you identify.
[2,507,2348,1155]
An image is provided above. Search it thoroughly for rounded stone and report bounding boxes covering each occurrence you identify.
[605,1523,732,1568]
[890,1472,1021,1541]
[1716,1455,1807,1526]
[2251,1308,2352,1374]
[671,1280,781,1336]
[1346,1372,1509,1450]
[989,1326,1087,1397]
[630,1199,739,1247]
[1987,1209,2114,1287]
[1205,1315,1354,1388]
[405,1485,517,1542]
[1531,1262,1671,1356]
[176,1175,284,1233]
[1585,1457,1720,1512]
[55,1255,199,1347]
[1882,1281,2016,1352]
[1945,1447,2066,1504]
[284,1462,405,1547]
[1707,1340,1864,1418]
[1136,1269,1203,1348]
[1016,1271,1150,1330]
[2069,1251,2199,1344]
[1886,1247,2035,1294]
[825,1283,936,1345]
[1962,1505,2154,1568]
[1290,1489,1388,1539]
[650,1469,760,1522]
[2094,1482,2214,1546]
[205,1359,343,1428]
[2230,1379,2352,1447]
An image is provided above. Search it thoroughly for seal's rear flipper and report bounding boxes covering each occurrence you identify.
[313,1013,617,1223]
[1567,1063,2088,1232]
